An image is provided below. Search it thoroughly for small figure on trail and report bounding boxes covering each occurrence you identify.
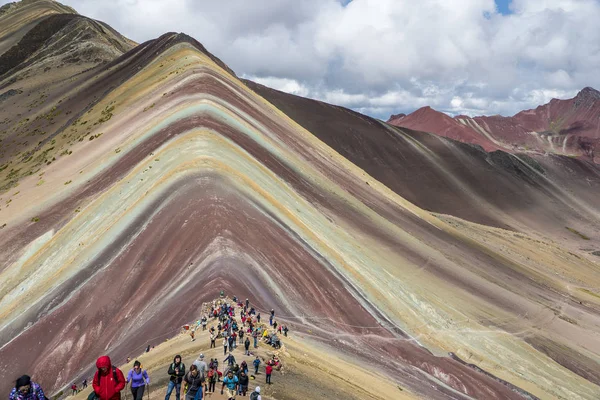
[220,371,238,400]
[206,367,218,394]
[252,329,259,348]
[224,352,236,367]
[9,375,46,400]
[182,364,204,400]
[223,337,228,356]
[272,321,278,331]
[253,357,261,375]
[126,361,149,400]
[269,315,273,327]
[190,330,195,342]
[126,357,131,363]
[145,345,151,353]
[256,313,261,323]
[239,361,248,375]
[250,386,261,400]
[237,371,249,397]
[265,363,273,385]
[210,332,216,348]
[192,354,207,379]
[71,383,77,395]
[165,355,185,400]
[270,309,275,318]
[283,325,288,337]
[93,356,126,400]
[82,379,88,389]
[245,299,249,308]
[244,337,251,355]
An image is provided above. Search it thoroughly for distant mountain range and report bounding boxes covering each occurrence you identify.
[388,87,600,163]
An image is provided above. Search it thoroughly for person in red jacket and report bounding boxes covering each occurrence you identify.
[93,355,126,400]
[265,364,273,385]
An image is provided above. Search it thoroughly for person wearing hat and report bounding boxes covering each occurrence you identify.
[93,356,126,400]
[249,386,261,400]
[192,354,208,391]
[9,376,46,400]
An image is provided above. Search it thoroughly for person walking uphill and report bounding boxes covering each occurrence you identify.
[182,365,204,400]
[9,375,46,400]
[93,356,126,400]
[220,371,238,400]
[126,361,149,400]
[165,355,185,400]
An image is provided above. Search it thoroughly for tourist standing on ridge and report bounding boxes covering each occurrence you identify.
[93,356,126,400]
[244,337,251,355]
[126,361,150,400]
[165,355,185,400]
[265,363,273,385]
[220,371,238,400]
[9,375,46,400]
[182,365,204,400]
[253,357,261,375]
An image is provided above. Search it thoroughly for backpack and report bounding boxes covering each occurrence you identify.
[97,367,119,385]
[250,392,259,400]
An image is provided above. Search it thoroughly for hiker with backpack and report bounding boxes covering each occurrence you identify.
[206,367,217,394]
[250,387,261,400]
[220,371,238,400]
[93,356,126,400]
[182,365,204,400]
[126,360,149,400]
[165,355,185,400]
[9,375,46,400]
[253,357,261,375]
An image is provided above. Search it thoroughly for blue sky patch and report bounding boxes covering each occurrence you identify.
[495,0,513,15]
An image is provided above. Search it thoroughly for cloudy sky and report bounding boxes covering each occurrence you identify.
[7,0,600,119]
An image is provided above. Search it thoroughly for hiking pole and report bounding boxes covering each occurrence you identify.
[147,384,150,400]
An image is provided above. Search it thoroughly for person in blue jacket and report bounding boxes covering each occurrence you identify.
[126,361,150,400]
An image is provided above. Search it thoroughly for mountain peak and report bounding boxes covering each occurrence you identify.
[573,86,600,108]
[0,0,77,17]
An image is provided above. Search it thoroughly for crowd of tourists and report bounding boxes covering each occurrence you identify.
[10,297,287,400]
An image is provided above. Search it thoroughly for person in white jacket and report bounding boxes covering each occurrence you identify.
[250,386,261,400]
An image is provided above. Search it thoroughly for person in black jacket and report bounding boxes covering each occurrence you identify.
[237,371,249,396]
[165,355,185,400]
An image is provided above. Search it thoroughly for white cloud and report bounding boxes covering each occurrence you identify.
[3,0,600,119]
